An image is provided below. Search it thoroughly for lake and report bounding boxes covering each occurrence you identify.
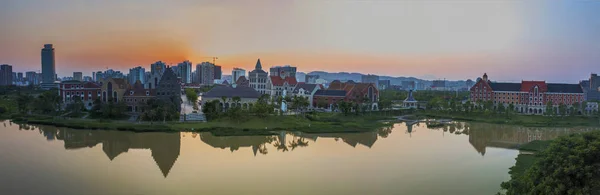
[0,120,595,195]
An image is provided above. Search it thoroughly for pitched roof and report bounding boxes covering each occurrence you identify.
[203,85,261,98]
[292,83,319,93]
[488,82,521,92]
[270,76,297,86]
[547,83,583,93]
[521,81,547,92]
[236,76,248,84]
[83,82,101,88]
[404,90,416,102]
[314,90,347,97]
[124,81,155,96]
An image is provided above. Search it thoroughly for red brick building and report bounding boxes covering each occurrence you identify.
[123,81,156,113]
[313,80,380,109]
[470,73,584,115]
[59,80,102,109]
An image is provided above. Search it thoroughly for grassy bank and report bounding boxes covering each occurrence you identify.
[416,111,600,127]
[12,111,398,135]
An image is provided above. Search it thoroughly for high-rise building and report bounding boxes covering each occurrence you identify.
[361,74,379,87]
[214,65,222,80]
[12,72,17,82]
[191,70,198,84]
[151,61,166,75]
[0,64,13,86]
[269,65,296,78]
[232,68,246,83]
[249,59,269,95]
[402,81,416,90]
[26,71,39,85]
[378,80,391,90]
[73,72,83,81]
[128,66,146,85]
[305,75,320,84]
[41,44,57,89]
[83,76,93,82]
[177,60,192,84]
[432,80,446,89]
[197,62,216,85]
[17,72,23,82]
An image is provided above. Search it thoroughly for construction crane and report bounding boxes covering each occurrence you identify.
[200,57,219,65]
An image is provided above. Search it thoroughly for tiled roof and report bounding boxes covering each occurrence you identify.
[236,76,248,85]
[488,82,521,92]
[314,90,347,97]
[203,85,261,98]
[83,82,101,88]
[521,81,547,92]
[270,76,297,86]
[293,83,320,93]
[124,81,155,96]
[547,83,583,93]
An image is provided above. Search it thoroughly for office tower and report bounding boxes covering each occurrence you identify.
[151,61,166,75]
[214,65,222,80]
[41,44,57,89]
[73,72,83,81]
[197,62,218,85]
[361,74,379,87]
[0,64,12,86]
[177,60,192,84]
[232,68,246,83]
[26,71,38,85]
[128,66,146,85]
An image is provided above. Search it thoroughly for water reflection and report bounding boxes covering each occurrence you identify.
[10,121,598,179]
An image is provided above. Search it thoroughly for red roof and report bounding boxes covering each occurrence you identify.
[124,81,155,97]
[520,81,547,92]
[270,76,297,86]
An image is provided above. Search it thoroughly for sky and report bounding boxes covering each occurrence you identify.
[1,0,599,82]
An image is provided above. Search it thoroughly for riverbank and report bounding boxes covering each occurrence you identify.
[416,111,600,127]
[12,112,398,136]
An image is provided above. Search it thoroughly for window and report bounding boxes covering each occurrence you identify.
[146,91,150,96]
[130,91,134,95]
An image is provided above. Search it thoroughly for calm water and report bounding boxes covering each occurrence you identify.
[0,120,595,195]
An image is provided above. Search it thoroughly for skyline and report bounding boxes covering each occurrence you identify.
[1,0,600,82]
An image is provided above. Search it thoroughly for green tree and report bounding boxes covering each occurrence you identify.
[16,93,32,113]
[185,88,199,110]
[202,99,222,121]
[501,131,600,195]
[558,103,567,116]
[65,95,85,116]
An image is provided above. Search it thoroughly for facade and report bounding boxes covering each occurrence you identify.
[156,67,182,112]
[432,80,446,90]
[249,59,269,95]
[305,75,320,84]
[313,90,347,109]
[292,83,322,108]
[361,74,379,88]
[151,61,166,76]
[26,71,39,85]
[59,80,102,109]
[123,81,155,113]
[378,80,391,90]
[100,78,129,103]
[470,73,585,115]
[581,74,600,101]
[17,72,23,82]
[214,65,222,80]
[177,60,192,84]
[0,64,12,86]
[73,72,83,81]
[270,65,296,78]
[201,85,262,111]
[128,66,146,85]
[41,44,57,89]
[197,62,216,85]
[232,68,246,84]
[268,74,298,97]
[328,80,380,109]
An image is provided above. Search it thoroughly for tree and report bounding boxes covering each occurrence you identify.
[185,88,199,110]
[252,94,273,118]
[65,95,85,116]
[545,101,554,116]
[558,103,567,116]
[202,99,222,121]
[572,102,581,116]
[508,103,515,118]
[501,131,600,195]
[16,93,32,114]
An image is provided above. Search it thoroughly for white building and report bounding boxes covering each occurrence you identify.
[232,68,246,83]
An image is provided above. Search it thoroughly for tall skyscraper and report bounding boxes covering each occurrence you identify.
[269,65,296,78]
[73,72,83,81]
[26,71,38,85]
[151,61,166,75]
[177,60,192,84]
[197,62,217,85]
[17,72,23,82]
[41,44,57,89]
[214,65,222,80]
[128,66,146,85]
[232,68,246,83]
[0,64,13,86]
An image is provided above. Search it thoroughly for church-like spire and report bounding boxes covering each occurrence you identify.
[255,58,262,70]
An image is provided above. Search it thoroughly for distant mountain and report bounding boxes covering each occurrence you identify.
[296,71,469,88]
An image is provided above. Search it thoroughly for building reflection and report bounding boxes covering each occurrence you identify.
[32,125,180,178]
